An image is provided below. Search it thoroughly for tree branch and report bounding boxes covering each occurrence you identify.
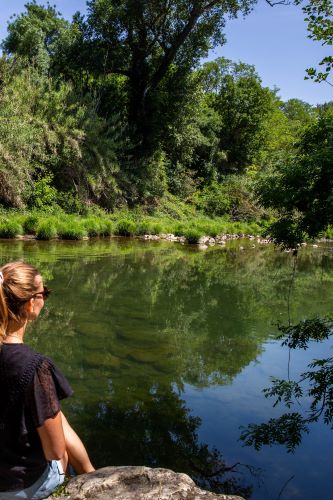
[148,5,201,91]
[265,0,290,6]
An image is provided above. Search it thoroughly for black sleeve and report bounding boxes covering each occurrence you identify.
[27,359,73,428]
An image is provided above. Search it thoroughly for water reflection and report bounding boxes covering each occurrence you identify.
[0,239,333,498]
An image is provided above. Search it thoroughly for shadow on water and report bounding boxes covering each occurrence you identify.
[1,238,333,498]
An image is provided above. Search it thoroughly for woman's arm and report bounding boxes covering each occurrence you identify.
[60,412,95,474]
[36,411,67,463]
[37,411,94,474]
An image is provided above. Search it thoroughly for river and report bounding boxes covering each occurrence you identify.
[0,238,332,499]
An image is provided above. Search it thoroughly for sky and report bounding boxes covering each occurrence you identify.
[0,0,331,105]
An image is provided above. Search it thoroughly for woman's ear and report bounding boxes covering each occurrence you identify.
[24,298,35,316]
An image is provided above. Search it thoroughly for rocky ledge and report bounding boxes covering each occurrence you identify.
[50,466,245,500]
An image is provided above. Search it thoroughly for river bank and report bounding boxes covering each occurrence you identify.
[0,210,269,244]
[1,210,331,246]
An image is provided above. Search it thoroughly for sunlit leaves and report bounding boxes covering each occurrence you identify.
[294,0,333,83]
[257,106,333,247]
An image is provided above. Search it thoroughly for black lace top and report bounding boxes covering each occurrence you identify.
[0,343,73,491]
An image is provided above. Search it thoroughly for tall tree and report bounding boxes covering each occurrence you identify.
[199,57,275,174]
[53,0,257,154]
[257,105,333,248]
[2,1,68,74]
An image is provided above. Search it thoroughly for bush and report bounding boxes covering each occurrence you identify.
[84,218,102,237]
[136,220,151,235]
[57,222,87,240]
[23,214,40,234]
[174,223,187,237]
[319,225,333,240]
[193,181,231,217]
[115,219,137,236]
[28,173,58,212]
[99,220,114,236]
[36,220,58,240]
[184,227,203,244]
[0,220,23,238]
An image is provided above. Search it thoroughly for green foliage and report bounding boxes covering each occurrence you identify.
[56,191,87,215]
[23,214,40,234]
[57,221,87,240]
[263,378,303,408]
[241,316,333,452]
[115,219,137,237]
[136,221,163,236]
[296,0,333,84]
[99,219,114,236]
[240,413,309,453]
[36,219,58,240]
[257,106,333,247]
[184,227,204,244]
[83,217,114,237]
[0,220,23,238]
[194,175,263,221]
[152,193,196,220]
[278,316,333,349]
[200,58,276,173]
[0,2,327,224]
[0,62,122,210]
[29,173,58,211]
[2,2,69,73]
[193,181,231,217]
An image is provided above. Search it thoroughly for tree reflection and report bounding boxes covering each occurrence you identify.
[70,382,253,498]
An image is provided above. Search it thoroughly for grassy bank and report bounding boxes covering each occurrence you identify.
[1,209,331,244]
[0,208,273,244]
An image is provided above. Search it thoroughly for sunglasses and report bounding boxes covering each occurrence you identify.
[32,285,51,300]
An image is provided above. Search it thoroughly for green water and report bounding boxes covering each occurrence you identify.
[0,238,332,499]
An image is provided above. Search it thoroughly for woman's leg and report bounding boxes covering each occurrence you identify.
[60,412,95,474]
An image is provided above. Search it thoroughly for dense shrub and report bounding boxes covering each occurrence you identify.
[57,222,87,240]
[23,214,40,234]
[184,227,203,244]
[99,220,114,236]
[0,220,23,238]
[193,181,231,217]
[36,220,58,240]
[84,218,103,237]
[115,219,137,236]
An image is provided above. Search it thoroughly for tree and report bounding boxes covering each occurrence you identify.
[296,0,333,85]
[199,57,275,174]
[49,0,257,155]
[2,1,68,74]
[0,63,122,210]
[256,105,333,248]
[242,104,333,455]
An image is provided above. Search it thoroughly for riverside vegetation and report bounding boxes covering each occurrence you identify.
[0,1,332,248]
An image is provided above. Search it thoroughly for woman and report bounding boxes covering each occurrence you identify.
[0,261,94,499]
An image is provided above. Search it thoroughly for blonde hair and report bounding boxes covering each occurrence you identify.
[0,261,40,344]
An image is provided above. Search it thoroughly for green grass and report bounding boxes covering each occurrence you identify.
[36,220,58,240]
[23,214,40,234]
[57,220,87,240]
[184,227,204,244]
[115,219,137,236]
[0,209,268,243]
[0,220,23,238]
